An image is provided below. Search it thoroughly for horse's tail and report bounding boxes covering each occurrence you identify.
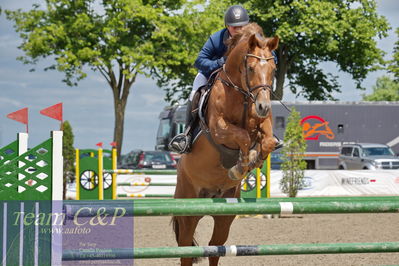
[171,216,201,263]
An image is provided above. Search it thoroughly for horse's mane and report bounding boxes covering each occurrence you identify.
[225,23,266,57]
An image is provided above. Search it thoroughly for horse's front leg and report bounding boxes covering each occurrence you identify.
[253,119,276,168]
[211,117,251,180]
[252,134,275,169]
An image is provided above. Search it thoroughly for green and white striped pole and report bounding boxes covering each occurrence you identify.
[63,242,399,260]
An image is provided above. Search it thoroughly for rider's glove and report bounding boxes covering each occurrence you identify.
[217,57,225,67]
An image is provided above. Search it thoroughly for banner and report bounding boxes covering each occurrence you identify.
[110,170,399,198]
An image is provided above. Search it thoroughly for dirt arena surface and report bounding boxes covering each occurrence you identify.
[134,213,399,266]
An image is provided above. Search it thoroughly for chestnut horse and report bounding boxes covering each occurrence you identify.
[173,23,279,266]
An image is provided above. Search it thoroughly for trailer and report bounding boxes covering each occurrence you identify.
[156,101,399,169]
[155,104,187,151]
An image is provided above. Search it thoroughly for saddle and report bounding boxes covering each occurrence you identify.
[190,69,241,169]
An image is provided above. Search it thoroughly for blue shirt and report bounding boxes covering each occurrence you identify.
[194,28,229,78]
[194,28,278,78]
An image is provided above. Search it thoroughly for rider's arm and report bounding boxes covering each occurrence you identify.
[194,32,225,78]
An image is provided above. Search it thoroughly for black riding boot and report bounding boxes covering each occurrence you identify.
[168,100,195,154]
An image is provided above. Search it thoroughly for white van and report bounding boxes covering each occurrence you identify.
[338,143,399,170]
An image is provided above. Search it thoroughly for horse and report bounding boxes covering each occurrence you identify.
[173,23,279,266]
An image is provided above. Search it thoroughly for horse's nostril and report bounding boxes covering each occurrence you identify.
[260,103,268,112]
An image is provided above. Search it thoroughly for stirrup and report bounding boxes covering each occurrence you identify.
[168,134,191,154]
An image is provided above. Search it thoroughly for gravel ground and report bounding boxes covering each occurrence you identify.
[133,213,399,266]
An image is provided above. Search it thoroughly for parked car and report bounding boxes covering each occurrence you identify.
[119,150,177,169]
[338,143,399,170]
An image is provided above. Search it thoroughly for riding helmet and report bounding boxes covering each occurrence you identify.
[224,5,249,27]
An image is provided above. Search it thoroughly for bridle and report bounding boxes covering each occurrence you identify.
[218,52,275,128]
[219,53,275,103]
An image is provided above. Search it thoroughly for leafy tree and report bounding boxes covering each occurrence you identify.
[62,120,75,199]
[362,75,399,101]
[388,28,399,81]
[5,0,223,158]
[155,1,226,102]
[280,108,307,197]
[247,0,389,100]
[160,0,390,102]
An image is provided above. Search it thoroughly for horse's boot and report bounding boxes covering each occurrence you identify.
[168,100,197,154]
[274,134,283,151]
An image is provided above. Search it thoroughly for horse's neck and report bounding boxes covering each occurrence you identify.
[223,62,243,89]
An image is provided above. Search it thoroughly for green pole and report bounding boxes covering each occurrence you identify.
[64,199,399,218]
[62,242,399,260]
[64,196,399,205]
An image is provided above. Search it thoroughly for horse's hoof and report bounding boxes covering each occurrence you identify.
[228,166,241,180]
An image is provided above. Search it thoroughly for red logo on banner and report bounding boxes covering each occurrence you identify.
[40,103,63,121]
[301,115,335,140]
[6,108,28,124]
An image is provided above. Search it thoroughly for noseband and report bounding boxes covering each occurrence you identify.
[218,53,275,128]
[219,54,275,102]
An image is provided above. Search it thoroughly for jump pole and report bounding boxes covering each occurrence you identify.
[98,148,104,200]
[64,196,399,206]
[112,147,117,200]
[63,241,399,260]
[75,149,80,200]
[256,167,261,198]
[64,199,399,218]
[266,154,271,198]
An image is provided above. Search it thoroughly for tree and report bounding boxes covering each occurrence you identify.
[62,120,75,199]
[362,75,399,101]
[279,108,307,197]
[154,1,227,102]
[160,0,390,102]
[388,28,399,81]
[5,0,223,158]
[247,0,390,100]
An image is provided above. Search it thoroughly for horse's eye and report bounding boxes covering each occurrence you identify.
[248,66,255,73]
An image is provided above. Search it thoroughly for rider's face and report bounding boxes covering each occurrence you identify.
[227,25,243,36]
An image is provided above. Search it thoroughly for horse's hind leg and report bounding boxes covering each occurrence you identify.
[173,166,202,266]
[175,215,202,266]
[208,215,236,266]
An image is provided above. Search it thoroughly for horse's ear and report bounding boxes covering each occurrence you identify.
[248,33,260,51]
[266,36,279,51]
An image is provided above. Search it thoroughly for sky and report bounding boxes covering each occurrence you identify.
[0,0,398,154]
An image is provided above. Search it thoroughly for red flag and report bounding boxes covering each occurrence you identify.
[40,103,63,121]
[96,142,103,148]
[7,108,28,125]
[110,142,117,147]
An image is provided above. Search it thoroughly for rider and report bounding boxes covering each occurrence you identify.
[169,5,283,154]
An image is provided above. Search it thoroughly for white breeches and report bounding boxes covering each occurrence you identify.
[189,72,207,101]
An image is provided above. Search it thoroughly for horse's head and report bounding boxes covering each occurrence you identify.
[225,23,279,118]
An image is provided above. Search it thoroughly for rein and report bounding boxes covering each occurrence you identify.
[218,53,275,128]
